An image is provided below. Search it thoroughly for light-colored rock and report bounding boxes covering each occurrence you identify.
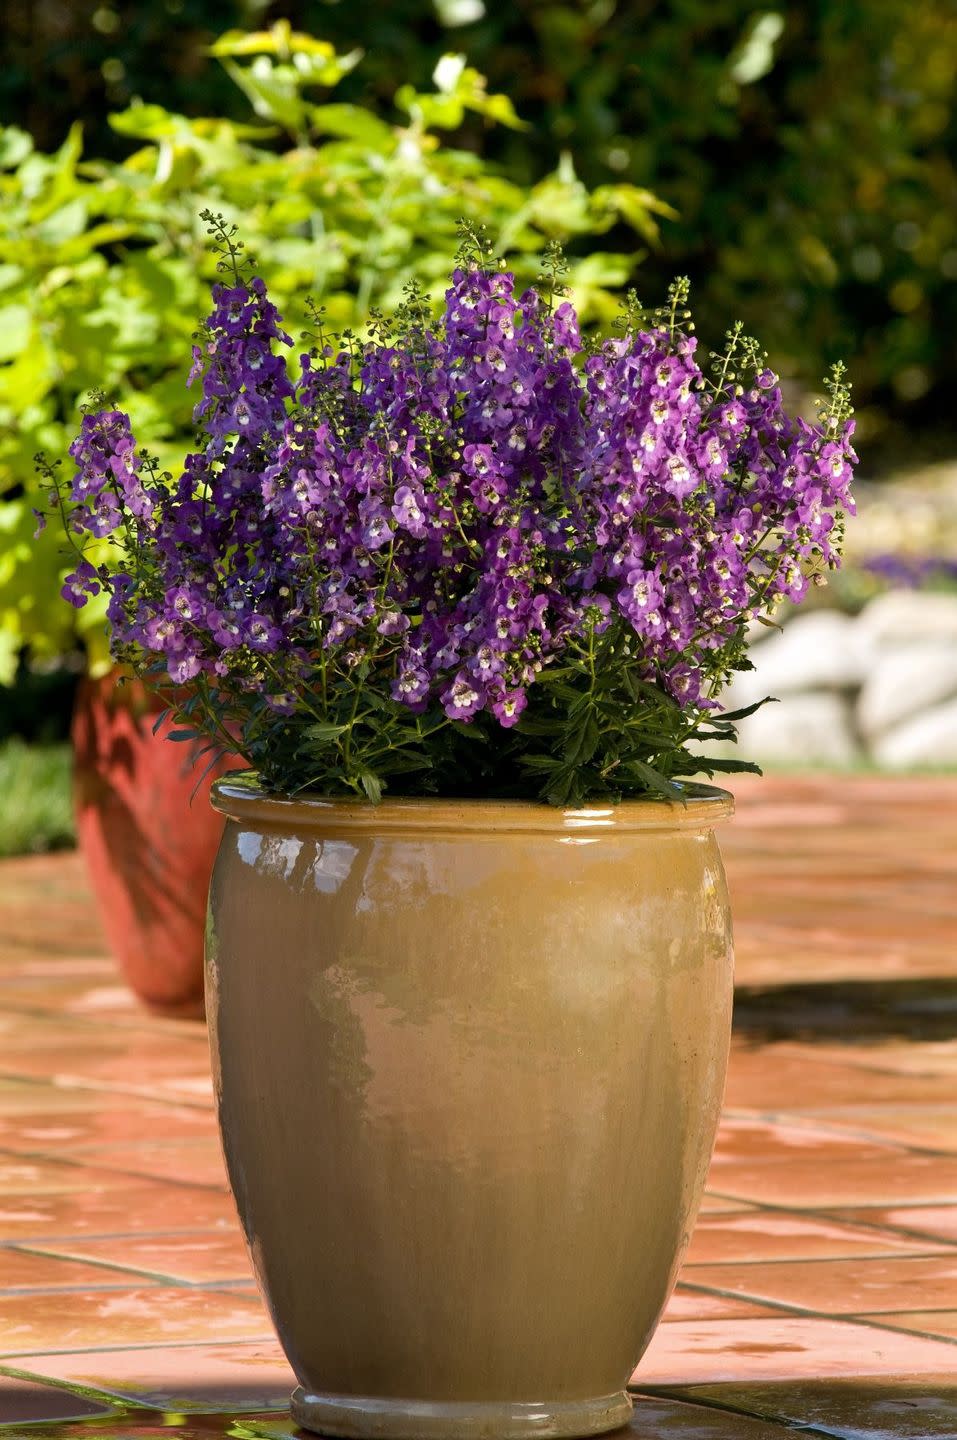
[857,644,957,739]
[856,591,957,648]
[871,698,957,768]
[736,692,860,767]
[724,610,873,709]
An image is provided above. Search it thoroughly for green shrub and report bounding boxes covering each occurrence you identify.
[5,3,955,450]
[306,1,957,450]
[0,738,74,855]
[0,22,670,684]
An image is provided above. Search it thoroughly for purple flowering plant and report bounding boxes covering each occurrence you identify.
[42,213,857,806]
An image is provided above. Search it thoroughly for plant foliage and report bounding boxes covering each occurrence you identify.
[0,26,669,683]
[48,223,857,806]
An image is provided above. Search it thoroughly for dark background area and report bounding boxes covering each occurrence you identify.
[4,0,956,466]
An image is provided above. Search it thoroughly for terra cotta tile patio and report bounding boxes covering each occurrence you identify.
[2,774,957,1436]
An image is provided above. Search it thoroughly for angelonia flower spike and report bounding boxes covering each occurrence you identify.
[44,216,857,805]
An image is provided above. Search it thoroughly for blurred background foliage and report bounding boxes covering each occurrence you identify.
[0,19,667,686]
[5,0,956,459]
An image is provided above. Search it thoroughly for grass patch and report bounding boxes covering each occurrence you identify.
[0,738,75,857]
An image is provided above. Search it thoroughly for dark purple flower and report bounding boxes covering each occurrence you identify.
[57,252,857,757]
[61,559,101,608]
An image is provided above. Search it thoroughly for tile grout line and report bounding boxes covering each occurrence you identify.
[630,1385,840,1439]
[0,1146,229,1194]
[0,1335,281,1361]
[680,1246,957,1268]
[4,1239,253,1290]
[672,1277,957,1347]
[702,1187,957,1217]
[718,1107,957,1159]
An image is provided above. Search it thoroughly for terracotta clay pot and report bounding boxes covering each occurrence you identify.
[72,674,243,1016]
[206,779,735,1440]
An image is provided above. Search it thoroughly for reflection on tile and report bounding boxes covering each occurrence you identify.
[26,1230,255,1286]
[685,1254,957,1315]
[663,1288,780,1322]
[771,1039,957,1079]
[0,1099,217,1152]
[603,1395,808,1437]
[0,1370,115,1423]
[724,1045,957,1111]
[0,1388,801,1438]
[0,1081,105,1117]
[697,1196,758,1216]
[0,852,105,959]
[658,1376,957,1440]
[633,1315,957,1386]
[0,1414,291,1440]
[870,1311,957,1339]
[0,1248,159,1293]
[789,1105,957,1153]
[708,1142,957,1208]
[250,1401,799,1440]
[9,1340,295,1412]
[712,1115,910,1163]
[0,1159,98,1196]
[682,1210,949,1266]
[61,1139,229,1191]
[0,1178,237,1242]
[724,776,957,990]
[0,1288,273,1357]
[832,1205,957,1245]
[0,1031,211,1092]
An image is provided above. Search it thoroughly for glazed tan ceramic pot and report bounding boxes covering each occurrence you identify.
[206,778,735,1440]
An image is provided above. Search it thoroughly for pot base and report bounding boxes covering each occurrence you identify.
[290,1388,633,1439]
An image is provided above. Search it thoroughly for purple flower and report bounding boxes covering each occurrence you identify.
[55,248,857,782]
[245,614,283,651]
[61,559,101,608]
[391,486,429,538]
[491,688,527,726]
[442,673,486,721]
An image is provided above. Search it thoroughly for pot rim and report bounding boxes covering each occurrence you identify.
[210,772,734,835]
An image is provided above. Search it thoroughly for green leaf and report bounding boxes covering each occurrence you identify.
[564,710,600,767]
[108,105,179,140]
[0,128,33,170]
[209,24,341,60]
[714,696,776,723]
[0,626,20,685]
[220,58,309,132]
[0,305,31,362]
[449,721,487,742]
[35,198,88,245]
[307,104,394,146]
[621,760,685,801]
[691,757,763,775]
[303,721,349,743]
[358,769,382,804]
[379,750,432,775]
[568,252,636,288]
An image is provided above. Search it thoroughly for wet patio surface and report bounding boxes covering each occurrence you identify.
[1,774,956,1438]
